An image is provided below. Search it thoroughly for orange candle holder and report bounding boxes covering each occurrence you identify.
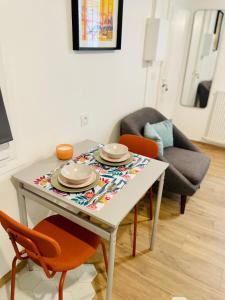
[56,144,74,160]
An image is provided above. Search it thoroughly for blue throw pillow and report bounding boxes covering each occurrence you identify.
[144,123,164,156]
[151,120,173,148]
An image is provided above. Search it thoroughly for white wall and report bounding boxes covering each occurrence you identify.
[0,0,153,277]
[144,0,171,109]
[152,0,194,118]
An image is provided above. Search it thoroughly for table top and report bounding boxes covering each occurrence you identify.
[13,140,169,228]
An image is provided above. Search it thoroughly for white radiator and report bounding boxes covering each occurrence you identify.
[204,92,225,146]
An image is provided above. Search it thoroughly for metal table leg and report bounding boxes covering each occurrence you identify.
[150,171,165,250]
[106,227,118,300]
[17,184,33,271]
[17,185,28,227]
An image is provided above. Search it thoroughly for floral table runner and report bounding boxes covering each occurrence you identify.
[34,145,150,212]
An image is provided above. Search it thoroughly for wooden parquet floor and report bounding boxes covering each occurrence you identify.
[91,142,225,300]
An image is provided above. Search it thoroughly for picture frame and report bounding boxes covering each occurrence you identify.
[71,0,123,50]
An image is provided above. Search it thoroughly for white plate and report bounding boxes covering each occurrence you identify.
[102,143,128,159]
[58,171,96,188]
[60,164,92,185]
[99,149,131,162]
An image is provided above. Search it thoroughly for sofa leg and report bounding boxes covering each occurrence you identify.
[180,195,187,214]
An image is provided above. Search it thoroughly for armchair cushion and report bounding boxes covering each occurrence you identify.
[144,123,164,155]
[151,119,173,148]
[164,147,210,185]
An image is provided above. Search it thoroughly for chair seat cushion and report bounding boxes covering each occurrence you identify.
[32,215,100,272]
[164,147,210,185]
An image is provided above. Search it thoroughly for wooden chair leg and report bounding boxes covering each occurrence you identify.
[180,195,187,214]
[100,240,108,274]
[58,271,67,300]
[149,188,153,220]
[132,205,138,257]
[11,256,17,300]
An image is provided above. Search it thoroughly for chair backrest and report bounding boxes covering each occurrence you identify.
[119,134,158,158]
[0,211,61,259]
[120,107,167,137]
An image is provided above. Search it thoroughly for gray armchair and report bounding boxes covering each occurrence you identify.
[120,107,210,213]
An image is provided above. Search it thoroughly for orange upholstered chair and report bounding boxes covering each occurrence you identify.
[0,211,108,300]
[119,134,159,256]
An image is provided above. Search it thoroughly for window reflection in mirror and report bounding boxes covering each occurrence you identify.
[181,10,224,108]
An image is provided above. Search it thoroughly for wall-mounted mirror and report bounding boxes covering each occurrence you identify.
[181,10,224,108]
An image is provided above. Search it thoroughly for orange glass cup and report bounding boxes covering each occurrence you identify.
[56,144,74,160]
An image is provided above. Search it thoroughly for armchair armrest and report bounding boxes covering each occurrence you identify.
[173,126,200,152]
[158,153,198,195]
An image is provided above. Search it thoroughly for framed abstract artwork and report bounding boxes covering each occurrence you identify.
[71,0,123,50]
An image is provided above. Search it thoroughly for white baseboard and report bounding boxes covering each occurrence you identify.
[202,137,225,148]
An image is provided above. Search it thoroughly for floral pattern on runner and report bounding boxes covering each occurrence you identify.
[34,146,150,211]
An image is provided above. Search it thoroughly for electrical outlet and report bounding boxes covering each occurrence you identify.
[80,112,88,127]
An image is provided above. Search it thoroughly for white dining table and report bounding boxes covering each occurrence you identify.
[13,140,169,300]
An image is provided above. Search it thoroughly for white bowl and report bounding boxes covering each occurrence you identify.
[60,164,92,185]
[100,149,130,162]
[102,143,128,159]
[58,171,96,188]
